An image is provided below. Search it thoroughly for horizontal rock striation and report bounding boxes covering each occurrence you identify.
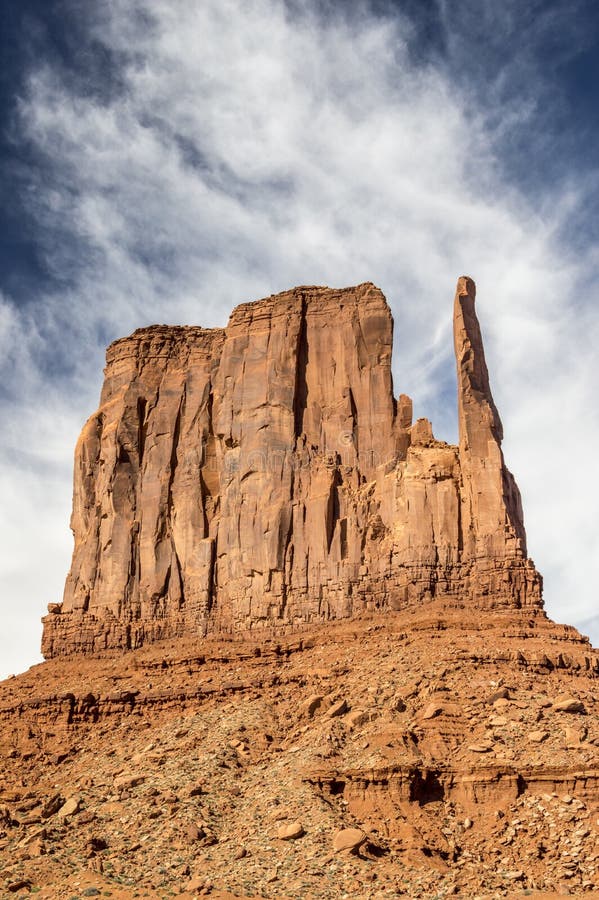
[42,279,542,657]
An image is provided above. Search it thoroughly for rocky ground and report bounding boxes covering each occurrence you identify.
[2,603,599,898]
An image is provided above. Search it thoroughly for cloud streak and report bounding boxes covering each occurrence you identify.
[1,0,597,677]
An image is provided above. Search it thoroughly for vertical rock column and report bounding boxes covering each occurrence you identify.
[42,326,226,656]
[210,283,401,629]
[453,276,541,606]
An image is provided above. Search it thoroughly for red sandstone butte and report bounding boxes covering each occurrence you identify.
[42,278,542,658]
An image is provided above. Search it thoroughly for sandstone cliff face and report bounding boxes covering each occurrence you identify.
[42,279,542,657]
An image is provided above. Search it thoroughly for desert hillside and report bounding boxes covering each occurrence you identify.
[2,606,599,897]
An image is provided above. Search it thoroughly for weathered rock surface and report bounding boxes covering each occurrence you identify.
[42,278,542,658]
[2,608,599,898]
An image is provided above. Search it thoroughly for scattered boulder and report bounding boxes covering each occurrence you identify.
[0,805,12,825]
[489,716,508,727]
[327,698,349,718]
[390,697,407,713]
[346,709,375,730]
[41,794,64,819]
[299,695,324,718]
[277,821,305,840]
[186,877,212,894]
[185,823,206,843]
[7,881,32,894]
[78,810,96,825]
[467,741,494,753]
[487,687,510,704]
[57,796,81,819]
[29,838,46,856]
[553,696,586,714]
[421,702,445,720]
[493,698,511,711]
[333,827,367,853]
[114,773,146,790]
[564,725,585,747]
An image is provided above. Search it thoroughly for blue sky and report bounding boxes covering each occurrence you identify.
[1,0,598,678]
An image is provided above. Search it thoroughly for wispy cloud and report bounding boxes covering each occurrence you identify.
[1,0,597,677]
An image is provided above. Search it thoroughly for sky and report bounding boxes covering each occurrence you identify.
[0,0,598,679]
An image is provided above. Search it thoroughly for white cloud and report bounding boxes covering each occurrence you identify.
[1,0,597,677]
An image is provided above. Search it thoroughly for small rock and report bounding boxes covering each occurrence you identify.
[15,798,41,814]
[346,709,374,730]
[271,809,289,823]
[0,805,12,825]
[186,877,212,893]
[489,716,508,727]
[333,827,367,853]
[327,698,349,718]
[78,810,96,825]
[255,732,273,748]
[467,741,493,753]
[299,695,323,718]
[421,702,445,720]
[7,881,32,894]
[463,818,473,829]
[487,687,510,704]
[277,821,305,840]
[564,726,584,747]
[18,813,41,826]
[29,838,46,856]
[186,823,207,842]
[57,796,81,819]
[187,783,206,798]
[493,698,511,710]
[553,696,586,714]
[41,794,64,818]
[114,773,145,790]
[17,829,47,849]
[528,730,549,743]
[503,870,524,881]
[234,847,248,859]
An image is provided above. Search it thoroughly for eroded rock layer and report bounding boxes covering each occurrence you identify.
[42,278,542,657]
[4,608,599,898]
